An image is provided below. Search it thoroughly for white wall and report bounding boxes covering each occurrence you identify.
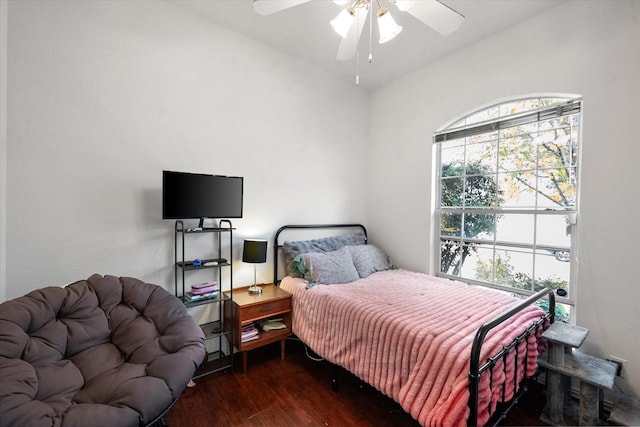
[3,0,369,298]
[0,0,8,303]
[368,0,640,395]
[4,0,639,401]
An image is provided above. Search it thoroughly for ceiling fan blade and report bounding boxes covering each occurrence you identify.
[404,0,464,35]
[253,0,312,16]
[336,6,368,61]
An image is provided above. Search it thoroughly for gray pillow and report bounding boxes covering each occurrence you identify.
[283,232,366,276]
[298,247,360,284]
[346,245,390,278]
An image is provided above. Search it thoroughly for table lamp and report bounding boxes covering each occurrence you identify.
[243,239,268,294]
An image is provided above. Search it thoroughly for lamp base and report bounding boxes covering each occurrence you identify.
[248,285,262,295]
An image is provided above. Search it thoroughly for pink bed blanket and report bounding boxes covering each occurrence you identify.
[280,270,546,427]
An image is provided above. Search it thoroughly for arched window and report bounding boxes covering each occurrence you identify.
[433,95,581,322]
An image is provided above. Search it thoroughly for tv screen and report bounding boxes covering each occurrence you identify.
[162,170,243,222]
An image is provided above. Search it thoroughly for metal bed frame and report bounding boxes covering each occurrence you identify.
[273,224,555,427]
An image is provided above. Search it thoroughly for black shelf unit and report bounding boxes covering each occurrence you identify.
[174,219,234,377]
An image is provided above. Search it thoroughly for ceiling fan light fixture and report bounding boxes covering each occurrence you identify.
[393,0,415,12]
[253,0,464,83]
[377,8,402,44]
[330,7,356,38]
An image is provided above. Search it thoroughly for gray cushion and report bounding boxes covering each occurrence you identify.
[297,247,360,284]
[346,245,391,278]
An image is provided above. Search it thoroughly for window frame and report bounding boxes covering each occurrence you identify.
[432,95,582,308]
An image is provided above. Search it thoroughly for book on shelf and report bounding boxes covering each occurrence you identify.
[241,330,258,337]
[191,282,219,295]
[242,335,259,343]
[184,291,218,302]
[241,322,260,342]
[257,317,287,331]
[241,324,258,333]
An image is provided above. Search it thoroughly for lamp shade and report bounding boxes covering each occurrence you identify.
[394,0,415,11]
[243,239,267,264]
[330,7,355,38]
[377,8,403,44]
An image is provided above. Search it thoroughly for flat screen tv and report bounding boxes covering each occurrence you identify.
[163,170,243,226]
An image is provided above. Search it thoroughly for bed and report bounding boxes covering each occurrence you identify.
[273,224,554,427]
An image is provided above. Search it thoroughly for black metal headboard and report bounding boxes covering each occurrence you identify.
[273,224,368,285]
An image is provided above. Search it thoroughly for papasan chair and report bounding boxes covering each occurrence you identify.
[0,274,206,427]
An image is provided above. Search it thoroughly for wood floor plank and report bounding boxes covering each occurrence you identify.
[166,338,546,427]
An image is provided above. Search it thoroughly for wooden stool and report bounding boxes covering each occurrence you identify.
[539,323,617,425]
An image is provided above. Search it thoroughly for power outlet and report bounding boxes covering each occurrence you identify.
[607,355,626,377]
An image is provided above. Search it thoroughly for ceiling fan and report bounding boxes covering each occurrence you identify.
[252,0,465,62]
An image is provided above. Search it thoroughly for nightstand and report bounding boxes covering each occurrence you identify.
[224,284,292,372]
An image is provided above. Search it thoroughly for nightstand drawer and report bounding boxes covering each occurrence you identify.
[239,298,291,322]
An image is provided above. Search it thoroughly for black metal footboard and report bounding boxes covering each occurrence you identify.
[468,288,555,426]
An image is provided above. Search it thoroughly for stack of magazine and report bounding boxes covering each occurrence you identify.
[241,322,259,343]
[184,282,219,303]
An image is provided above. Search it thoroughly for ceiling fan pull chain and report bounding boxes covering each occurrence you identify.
[355,7,362,85]
[368,2,373,63]
[356,47,360,85]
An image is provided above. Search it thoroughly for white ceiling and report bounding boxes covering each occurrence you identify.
[171,0,564,89]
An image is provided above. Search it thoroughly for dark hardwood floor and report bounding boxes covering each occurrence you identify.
[166,338,548,427]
